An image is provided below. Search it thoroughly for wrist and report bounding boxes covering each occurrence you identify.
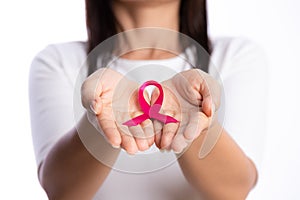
[198,119,223,159]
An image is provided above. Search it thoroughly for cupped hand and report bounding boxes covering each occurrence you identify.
[81,68,154,154]
[152,69,221,153]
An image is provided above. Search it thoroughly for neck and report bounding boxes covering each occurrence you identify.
[112,1,180,31]
[111,0,181,60]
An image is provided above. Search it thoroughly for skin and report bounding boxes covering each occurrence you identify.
[82,68,155,153]
[39,0,257,199]
[153,70,258,199]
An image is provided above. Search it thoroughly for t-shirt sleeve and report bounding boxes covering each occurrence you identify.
[29,45,76,167]
[211,38,269,172]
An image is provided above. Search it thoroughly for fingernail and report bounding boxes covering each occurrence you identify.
[126,150,137,156]
[111,144,120,149]
[90,100,98,114]
[127,153,136,157]
[173,150,181,154]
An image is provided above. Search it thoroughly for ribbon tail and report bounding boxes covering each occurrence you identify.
[151,113,178,124]
[122,113,149,127]
[165,116,179,124]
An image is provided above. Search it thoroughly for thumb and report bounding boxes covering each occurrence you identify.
[90,97,103,115]
[196,71,219,117]
[202,96,214,117]
[81,71,103,114]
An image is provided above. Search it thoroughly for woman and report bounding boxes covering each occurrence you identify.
[29,0,267,199]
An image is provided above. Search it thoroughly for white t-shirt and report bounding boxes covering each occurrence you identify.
[29,37,268,200]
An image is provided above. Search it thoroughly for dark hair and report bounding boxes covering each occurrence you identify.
[85,0,210,73]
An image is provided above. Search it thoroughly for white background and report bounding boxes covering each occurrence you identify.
[0,0,299,199]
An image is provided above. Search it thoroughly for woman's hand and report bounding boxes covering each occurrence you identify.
[152,69,221,153]
[81,68,154,154]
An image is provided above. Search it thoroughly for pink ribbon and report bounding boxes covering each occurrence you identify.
[122,80,179,127]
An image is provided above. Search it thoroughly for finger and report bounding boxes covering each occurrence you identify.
[171,125,188,154]
[136,84,154,147]
[160,122,179,150]
[153,120,163,148]
[97,113,122,148]
[125,106,150,151]
[202,94,213,117]
[140,119,155,147]
[196,70,220,117]
[170,110,190,153]
[129,125,149,151]
[114,111,142,153]
[120,132,139,155]
[183,111,209,141]
[202,97,217,120]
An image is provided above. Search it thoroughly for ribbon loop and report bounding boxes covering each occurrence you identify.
[123,80,179,126]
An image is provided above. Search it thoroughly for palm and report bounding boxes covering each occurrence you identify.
[153,69,220,153]
[82,68,154,154]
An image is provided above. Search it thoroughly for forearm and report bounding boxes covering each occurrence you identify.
[39,114,120,200]
[178,123,257,200]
